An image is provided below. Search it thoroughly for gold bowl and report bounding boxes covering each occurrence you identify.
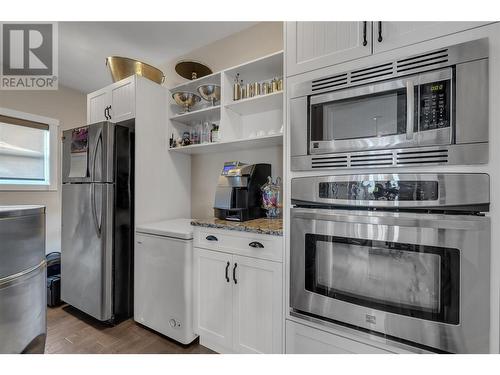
[106,56,165,84]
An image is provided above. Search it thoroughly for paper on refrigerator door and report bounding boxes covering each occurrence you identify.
[68,127,89,178]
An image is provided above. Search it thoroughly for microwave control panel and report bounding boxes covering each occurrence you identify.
[419,80,451,131]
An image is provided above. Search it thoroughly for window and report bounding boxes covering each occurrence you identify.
[0,109,58,190]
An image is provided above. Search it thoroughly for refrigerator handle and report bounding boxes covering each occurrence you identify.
[90,184,102,238]
[91,128,102,181]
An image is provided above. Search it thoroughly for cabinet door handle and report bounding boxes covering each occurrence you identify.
[232,263,237,284]
[377,21,383,42]
[104,106,109,120]
[225,261,230,282]
[108,105,112,119]
[206,235,218,241]
[362,21,368,46]
[249,241,264,249]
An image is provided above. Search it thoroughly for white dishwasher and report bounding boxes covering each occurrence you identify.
[134,219,197,345]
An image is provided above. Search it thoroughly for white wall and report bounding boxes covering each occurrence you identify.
[162,22,284,219]
[191,146,283,218]
[0,86,86,253]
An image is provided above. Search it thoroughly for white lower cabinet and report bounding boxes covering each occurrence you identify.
[193,229,283,354]
[232,255,282,354]
[194,248,233,351]
[286,320,393,354]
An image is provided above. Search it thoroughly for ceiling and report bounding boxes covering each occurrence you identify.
[58,22,257,93]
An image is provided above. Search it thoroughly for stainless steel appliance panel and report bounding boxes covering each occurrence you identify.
[290,208,490,353]
[0,209,45,279]
[0,261,46,353]
[62,122,115,183]
[455,59,488,144]
[61,183,114,321]
[290,96,308,157]
[289,38,489,170]
[291,173,489,210]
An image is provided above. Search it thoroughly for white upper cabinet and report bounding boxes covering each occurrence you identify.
[373,21,489,54]
[109,76,136,122]
[286,22,491,76]
[286,21,372,77]
[87,75,136,124]
[87,88,109,124]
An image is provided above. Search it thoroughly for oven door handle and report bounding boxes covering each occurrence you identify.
[291,208,488,231]
[406,80,415,140]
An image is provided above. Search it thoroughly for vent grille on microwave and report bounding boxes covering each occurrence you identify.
[311,155,348,168]
[309,148,451,169]
[311,73,348,92]
[309,47,451,95]
[350,152,394,167]
[396,149,449,165]
[350,62,394,84]
[396,49,449,74]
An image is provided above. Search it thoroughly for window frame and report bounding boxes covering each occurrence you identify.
[0,107,59,191]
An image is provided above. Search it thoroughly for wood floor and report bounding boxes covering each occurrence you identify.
[45,304,214,354]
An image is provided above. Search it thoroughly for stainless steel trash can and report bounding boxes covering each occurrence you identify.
[0,205,46,354]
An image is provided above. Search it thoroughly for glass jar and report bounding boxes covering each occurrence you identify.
[260,176,282,219]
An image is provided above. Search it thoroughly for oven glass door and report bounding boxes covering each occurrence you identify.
[305,234,459,324]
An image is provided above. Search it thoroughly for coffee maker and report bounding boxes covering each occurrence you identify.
[214,161,271,222]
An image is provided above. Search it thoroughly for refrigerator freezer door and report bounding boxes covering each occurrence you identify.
[62,122,115,183]
[61,183,114,321]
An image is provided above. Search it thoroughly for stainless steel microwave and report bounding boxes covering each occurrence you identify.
[290,39,489,170]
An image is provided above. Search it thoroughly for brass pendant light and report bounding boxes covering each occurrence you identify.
[174,60,213,80]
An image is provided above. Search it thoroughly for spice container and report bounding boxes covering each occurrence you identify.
[252,82,261,96]
[277,77,283,91]
[233,73,241,101]
[262,81,269,95]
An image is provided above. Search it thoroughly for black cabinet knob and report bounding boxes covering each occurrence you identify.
[206,235,218,241]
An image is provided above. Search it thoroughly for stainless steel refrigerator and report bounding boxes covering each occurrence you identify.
[61,121,134,323]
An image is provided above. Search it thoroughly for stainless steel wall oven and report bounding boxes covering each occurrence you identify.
[290,173,491,353]
[290,39,489,170]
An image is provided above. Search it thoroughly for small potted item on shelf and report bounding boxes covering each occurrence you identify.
[182,131,191,146]
[210,123,220,143]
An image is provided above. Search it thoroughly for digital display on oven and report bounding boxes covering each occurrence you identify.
[318,180,439,201]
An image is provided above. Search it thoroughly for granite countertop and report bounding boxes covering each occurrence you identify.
[191,217,283,236]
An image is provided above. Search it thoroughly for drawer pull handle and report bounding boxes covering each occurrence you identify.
[249,241,264,248]
[225,261,230,282]
[206,235,218,241]
[233,263,238,284]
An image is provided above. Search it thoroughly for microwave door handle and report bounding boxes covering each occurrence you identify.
[406,81,415,140]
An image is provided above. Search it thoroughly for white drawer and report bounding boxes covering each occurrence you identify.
[193,227,283,263]
[286,320,394,354]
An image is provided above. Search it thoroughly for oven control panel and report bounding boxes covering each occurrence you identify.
[318,180,439,201]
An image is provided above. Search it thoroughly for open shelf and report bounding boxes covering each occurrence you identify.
[170,105,220,125]
[224,51,283,83]
[225,91,283,115]
[168,134,283,155]
[169,72,221,95]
